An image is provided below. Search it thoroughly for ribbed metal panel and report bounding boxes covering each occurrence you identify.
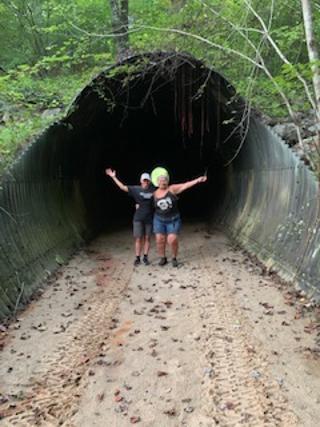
[0,124,88,319]
[217,117,320,299]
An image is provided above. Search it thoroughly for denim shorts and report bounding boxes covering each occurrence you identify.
[153,214,182,235]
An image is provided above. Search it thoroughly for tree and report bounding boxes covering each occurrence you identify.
[0,0,47,62]
[301,0,320,117]
[109,0,129,60]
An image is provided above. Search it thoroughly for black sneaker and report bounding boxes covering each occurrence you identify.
[159,257,168,266]
[172,258,178,267]
[134,256,141,266]
[143,255,150,265]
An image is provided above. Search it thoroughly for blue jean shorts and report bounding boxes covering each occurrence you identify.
[153,214,182,235]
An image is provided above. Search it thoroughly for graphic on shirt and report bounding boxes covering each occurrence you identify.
[128,185,155,223]
[157,196,173,211]
[139,192,153,199]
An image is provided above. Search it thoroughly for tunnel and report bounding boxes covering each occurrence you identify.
[61,51,244,230]
[1,51,320,320]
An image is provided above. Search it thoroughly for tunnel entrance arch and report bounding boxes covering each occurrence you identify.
[1,51,320,320]
[62,51,247,229]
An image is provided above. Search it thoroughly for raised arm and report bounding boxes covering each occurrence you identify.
[170,176,207,195]
[105,168,128,192]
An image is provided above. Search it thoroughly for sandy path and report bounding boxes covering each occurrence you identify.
[1,224,320,426]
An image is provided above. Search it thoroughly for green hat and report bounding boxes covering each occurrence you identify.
[151,167,169,187]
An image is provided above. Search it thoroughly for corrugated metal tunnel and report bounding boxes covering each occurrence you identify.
[1,51,320,320]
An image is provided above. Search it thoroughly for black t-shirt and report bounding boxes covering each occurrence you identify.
[128,185,155,223]
[154,191,179,218]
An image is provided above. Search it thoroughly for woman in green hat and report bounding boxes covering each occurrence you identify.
[152,169,207,267]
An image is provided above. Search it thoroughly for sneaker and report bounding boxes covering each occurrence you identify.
[172,258,178,267]
[134,257,141,266]
[158,257,168,266]
[143,255,150,265]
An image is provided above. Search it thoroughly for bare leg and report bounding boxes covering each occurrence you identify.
[167,233,179,258]
[156,234,166,257]
[144,235,150,256]
[135,237,144,257]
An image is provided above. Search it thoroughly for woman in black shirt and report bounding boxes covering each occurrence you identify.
[153,173,207,267]
[106,169,155,266]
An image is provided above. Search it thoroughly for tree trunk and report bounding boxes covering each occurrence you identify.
[170,0,187,10]
[301,0,320,115]
[109,0,129,61]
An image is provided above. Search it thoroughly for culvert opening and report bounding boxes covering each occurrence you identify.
[2,51,319,319]
[0,52,253,317]
[63,52,246,232]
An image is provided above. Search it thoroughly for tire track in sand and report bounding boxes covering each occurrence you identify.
[197,242,298,426]
[0,251,132,426]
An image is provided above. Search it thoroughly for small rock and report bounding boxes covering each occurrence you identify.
[41,107,62,119]
[250,370,261,380]
[276,377,284,387]
[203,367,214,378]
[0,324,7,333]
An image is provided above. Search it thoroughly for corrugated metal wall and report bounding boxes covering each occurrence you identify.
[0,124,88,318]
[217,116,320,299]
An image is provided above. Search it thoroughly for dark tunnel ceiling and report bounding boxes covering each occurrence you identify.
[60,52,248,227]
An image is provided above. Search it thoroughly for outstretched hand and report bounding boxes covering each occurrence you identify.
[105,168,116,178]
[197,176,207,183]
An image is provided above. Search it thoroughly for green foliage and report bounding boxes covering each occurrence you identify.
[0,69,93,174]
[0,0,320,173]
[0,116,52,174]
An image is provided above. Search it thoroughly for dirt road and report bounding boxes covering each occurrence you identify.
[1,224,320,426]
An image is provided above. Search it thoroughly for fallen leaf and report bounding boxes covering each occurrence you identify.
[157,371,168,377]
[260,302,274,310]
[162,300,173,308]
[164,408,176,416]
[133,310,143,315]
[130,416,141,423]
[225,401,235,410]
[97,392,105,402]
[263,310,274,316]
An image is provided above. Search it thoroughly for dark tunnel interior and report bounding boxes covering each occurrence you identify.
[62,54,244,234]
